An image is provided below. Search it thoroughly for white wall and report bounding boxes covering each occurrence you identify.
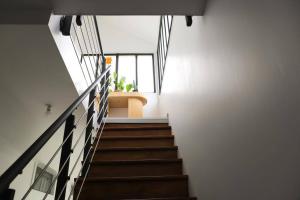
[0,24,87,199]
[158,0,300,199]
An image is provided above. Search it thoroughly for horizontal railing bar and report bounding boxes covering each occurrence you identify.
[73,75,109,127]
[21,127,76,199]
[0,66,110,194]
[23,78,110,196]
[69,31,89,86]
[21,103,99,199]
[97,94,109,119]
[56,114,106,200]
[68,113,107,200]
[72,23,93,84]
[42,151,72,200]
[93,16,106,63]
[72,114,94,151]
[42,105,101,200]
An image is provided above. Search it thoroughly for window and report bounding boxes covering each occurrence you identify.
[105,54,155,93]
[118,56,136,86]
[32,165,56,195]
[138,56,154,93]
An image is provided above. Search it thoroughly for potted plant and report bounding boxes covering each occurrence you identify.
[109,71,135,93]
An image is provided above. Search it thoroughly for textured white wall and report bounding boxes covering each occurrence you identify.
[159,0,300,199]
[0,25,86,199]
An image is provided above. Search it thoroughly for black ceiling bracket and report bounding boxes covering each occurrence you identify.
[185,16,193,27]
[76,15,82,26]
[60,16,73,36]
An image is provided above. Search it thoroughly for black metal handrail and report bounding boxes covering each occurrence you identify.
[0,15,110,200]
[0,66,110,194]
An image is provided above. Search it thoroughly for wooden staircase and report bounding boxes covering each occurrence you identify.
[75,122,196,200]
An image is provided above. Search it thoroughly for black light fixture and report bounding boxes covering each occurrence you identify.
[60,16,72,36]
[185,16,193,27]
[76,15,82,26]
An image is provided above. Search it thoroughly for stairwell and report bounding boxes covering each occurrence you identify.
[75,122,196,199]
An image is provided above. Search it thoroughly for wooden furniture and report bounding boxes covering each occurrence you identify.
[105,92,147,118]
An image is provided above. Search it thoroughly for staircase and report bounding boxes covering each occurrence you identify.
[75,122,196,199]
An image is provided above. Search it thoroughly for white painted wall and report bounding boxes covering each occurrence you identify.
[0,24,87,199]
[158,0,300,199]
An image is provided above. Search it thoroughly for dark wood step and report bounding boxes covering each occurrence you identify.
[102,126,172,137]
[75,175,189,199]
[105,123,169,128]
[98,135,175,148]
[89,159,182,177]
[122,198,197,200]
[93,146,178,161]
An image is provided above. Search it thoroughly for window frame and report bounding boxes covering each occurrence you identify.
[104,53,156,93]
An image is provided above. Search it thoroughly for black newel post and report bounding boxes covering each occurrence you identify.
[55,114,75,200]
[98,61,106,124]
[0,188,15,200]
[82,88,96,176]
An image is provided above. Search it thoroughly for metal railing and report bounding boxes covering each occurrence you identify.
[0,15,109,200]
[157,15,173,93]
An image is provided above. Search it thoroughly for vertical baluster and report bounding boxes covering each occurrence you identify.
[104,66,110,117]
[82,88,96,176]
[98,62,106,123]
[55,114,75,200]
[0,188,15,200]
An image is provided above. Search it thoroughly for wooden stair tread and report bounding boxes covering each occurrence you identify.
[76,123,194,200]
[91,159,182,165]
[104,126,172,131]
[96,146,178,152]
[122,198,196,200]
[79,175,188,182]
[100,135,174,140]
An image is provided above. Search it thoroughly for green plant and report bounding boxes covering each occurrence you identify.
[117,77,126,91]
[110,71,135,92]
[112,72,118,88]
[126,83,133,92]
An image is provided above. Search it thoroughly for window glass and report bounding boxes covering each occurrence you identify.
[138,56,154,92]
[33,166,55,195]
[118,56,136,87]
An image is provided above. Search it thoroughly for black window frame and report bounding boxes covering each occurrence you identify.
[104,53,156,93]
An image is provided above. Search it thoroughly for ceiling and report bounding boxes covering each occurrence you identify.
[97,16,160,53]
[0,0,207,24]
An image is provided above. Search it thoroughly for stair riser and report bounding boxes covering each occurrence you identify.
[102,129,172,137]
[99,138,174,148]
[94,150,178,161]
[76,179,188,199]
[89,162,182,177]
[105,123,169,128]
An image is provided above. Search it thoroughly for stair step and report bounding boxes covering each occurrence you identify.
[122,198,197,200]
[75,175,189,199]
[105,123,169,129]
[93,146,178,161]
[89,159,183,177]
[98,135,175,148]
[102,126,172,137]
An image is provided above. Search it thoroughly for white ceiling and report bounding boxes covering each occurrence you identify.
[97,16,160,53]
[0,0,206,24]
